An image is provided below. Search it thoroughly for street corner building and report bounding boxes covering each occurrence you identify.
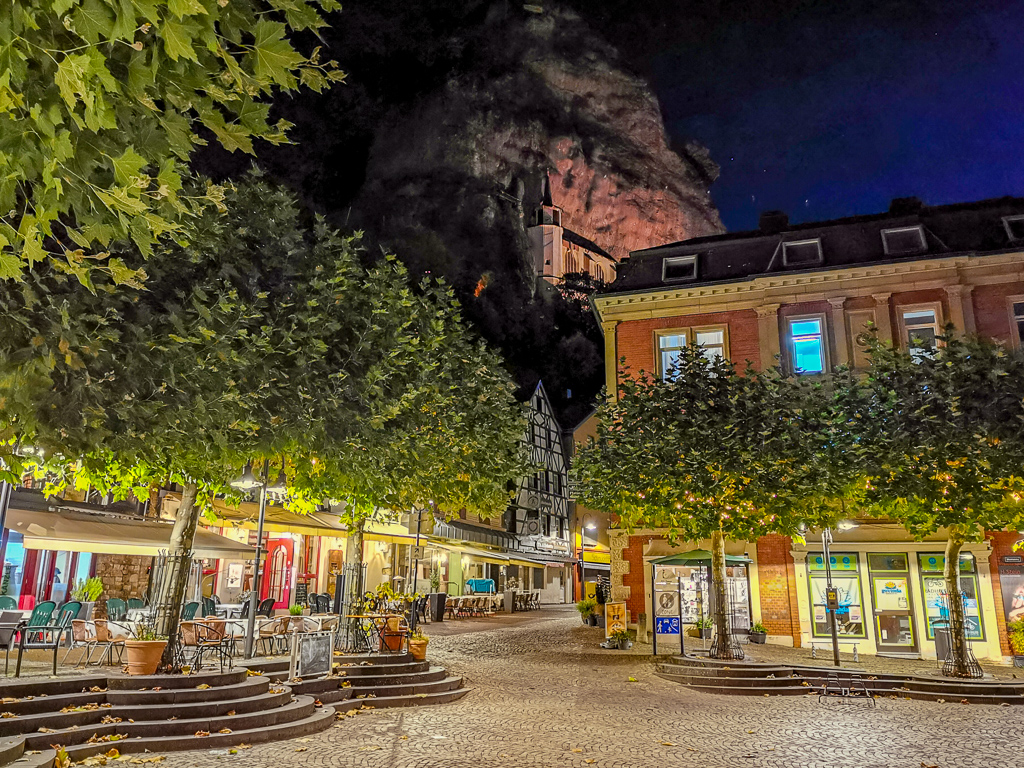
[590,195,1024,663]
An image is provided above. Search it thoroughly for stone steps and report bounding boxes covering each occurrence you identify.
[356,687,469,709]
[350,676,464,699]
[105,677,269,706]
[340,667,449,687]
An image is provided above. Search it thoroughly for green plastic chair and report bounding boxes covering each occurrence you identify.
[0,597,15,611]
[105,598,127,621]
[126,598,145,611]
[17,601,78,677]
[201,596,216,617]
[7,600,55,676]
[57,601,82,625]
[181,601,200,621]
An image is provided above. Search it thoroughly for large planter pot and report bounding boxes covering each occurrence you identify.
[617,637,629,650]
[124,640,167,675]
[749,631,767,645]
[587,614,598,627]
[409,638,429,661]
[429,593,447,622]
[76,602,95,621]
[381,617,404,653]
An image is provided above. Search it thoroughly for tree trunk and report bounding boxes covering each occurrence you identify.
[943,528,970,677]
[157,483,200,670]
[346,517,366,642]
[710,528,731,658]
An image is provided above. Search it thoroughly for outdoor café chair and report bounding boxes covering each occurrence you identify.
[0,610,25,675]
[180,620,233,672]
[256,617,289,656]
[0,597,15,611]
[257,598,275,618]
[201,596,217,617]
[181,601,200,621]
[105,598,127,622]
[8,600,54,674]
[126,598,145,611]
[315,594,332,614]
[64,620,97,667]
[17,601,78,676]
[92,619,127,666]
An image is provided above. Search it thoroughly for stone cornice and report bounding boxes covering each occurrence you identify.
[595,251,1024,323]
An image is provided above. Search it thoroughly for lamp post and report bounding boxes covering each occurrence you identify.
[821,519,857,668]
[579,514,596,601]
[232,461,286,659]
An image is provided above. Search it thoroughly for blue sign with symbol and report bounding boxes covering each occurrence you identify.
[655,617,680,635]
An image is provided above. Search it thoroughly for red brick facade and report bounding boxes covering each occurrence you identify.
[621,534,660,620]
[755,534,802,645]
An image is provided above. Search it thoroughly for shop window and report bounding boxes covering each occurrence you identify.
[918,552,983,641]
[867,553,908,572]
[533,567,544,590]
[786,316,827,374]
[900,305,941,360]
[656,326,730,380]
[806,552,866,639]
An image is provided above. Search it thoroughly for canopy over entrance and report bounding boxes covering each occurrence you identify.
[651,550,752,567]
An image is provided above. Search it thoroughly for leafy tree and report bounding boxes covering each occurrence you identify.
[574,346,830,656]
[1,0,344,283]
[848,333,1024,676]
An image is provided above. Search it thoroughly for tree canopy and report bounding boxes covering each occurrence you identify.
[2,0,344,284]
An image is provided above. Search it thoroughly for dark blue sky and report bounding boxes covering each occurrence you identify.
[648,1,1024,231]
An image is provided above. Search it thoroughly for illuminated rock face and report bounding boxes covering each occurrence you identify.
[357,4,722,271]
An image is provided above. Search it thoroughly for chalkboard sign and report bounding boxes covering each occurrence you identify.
[294,582,309,607]
[298,632,332,678]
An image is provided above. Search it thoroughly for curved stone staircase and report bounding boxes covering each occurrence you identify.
[657,656,1024,705]
[0,653,466,767]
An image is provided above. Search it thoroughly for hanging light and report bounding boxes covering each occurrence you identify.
[230,463,260,491]
[267,469,287,494]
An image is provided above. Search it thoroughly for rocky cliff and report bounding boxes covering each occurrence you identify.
[357,4,722,265]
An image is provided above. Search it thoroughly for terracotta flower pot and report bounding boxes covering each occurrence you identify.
[381,617,404,653]
[409,638,428,661]
[125,640,167,675]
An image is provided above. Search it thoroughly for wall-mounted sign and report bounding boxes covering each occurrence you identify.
[226,563,243,589]
[410,546,425,560]
[605,602,627,638]
[1002,555,1023,564]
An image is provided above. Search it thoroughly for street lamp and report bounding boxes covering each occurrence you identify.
[579,515,596,601]
[821,519,858,668]
[231,460,286,659]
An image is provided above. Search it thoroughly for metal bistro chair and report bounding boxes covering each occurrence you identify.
[180,619,233,672]
[17,601,78,676]
[64,620,97,667]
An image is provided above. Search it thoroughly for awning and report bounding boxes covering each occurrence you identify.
[434,542,510,566]
[651,549,752,566]
[432,518,516,548]
[7,507,253,559]
[581,562,611,572]
[511,551,575,568]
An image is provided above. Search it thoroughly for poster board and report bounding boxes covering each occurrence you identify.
[605,602,627,638]
[297,632,333,678]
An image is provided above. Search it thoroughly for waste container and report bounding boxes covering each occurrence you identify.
[933,619,951,661]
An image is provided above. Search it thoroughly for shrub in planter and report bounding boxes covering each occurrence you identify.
[748,620,768,644]
[1008,619,1024,666]
[610,628,631,650]
[576,597,597,624]
[694,616,714,639]
[409,629,429,661]
[125,622,167,675]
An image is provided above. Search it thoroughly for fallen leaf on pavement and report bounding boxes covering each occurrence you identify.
[295,747,307,752]
[660,742,676,746]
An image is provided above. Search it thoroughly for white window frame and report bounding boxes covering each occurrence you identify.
[662,254,698,283]
[881,225,927,256]
[782,238,823,268]
[1007,295,1024,349]
[786,314,829,375]
[1002,215,1024,242]
[897,302,943,358]
[654,325,729,379]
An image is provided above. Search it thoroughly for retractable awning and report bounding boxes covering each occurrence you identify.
[651,550,752,566]
[433,542,510,566]
[511,552,575,568]
[7,508,253,559]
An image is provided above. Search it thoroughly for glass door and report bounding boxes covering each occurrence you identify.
[868,553,918,653]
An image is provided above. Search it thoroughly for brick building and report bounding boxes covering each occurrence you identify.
[592,196,1024,662]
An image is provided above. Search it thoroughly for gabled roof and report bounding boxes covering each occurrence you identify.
[605,196,1024,294]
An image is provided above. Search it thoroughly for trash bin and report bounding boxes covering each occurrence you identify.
[933,619,951,661]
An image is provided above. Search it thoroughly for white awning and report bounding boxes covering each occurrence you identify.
[7,507,253,558]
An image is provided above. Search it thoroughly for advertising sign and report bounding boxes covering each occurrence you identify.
[873,578,910,611]
[605,602,628,638]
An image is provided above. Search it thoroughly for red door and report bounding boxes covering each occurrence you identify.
[262,539,294,609]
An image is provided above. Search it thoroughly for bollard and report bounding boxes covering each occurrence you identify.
[853,644,859,663]
[811,644,817,659]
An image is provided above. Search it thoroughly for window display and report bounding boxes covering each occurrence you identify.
[807,552,866,638]
[918,553,983,641]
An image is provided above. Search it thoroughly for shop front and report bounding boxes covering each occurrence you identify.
[793,534,1002,660]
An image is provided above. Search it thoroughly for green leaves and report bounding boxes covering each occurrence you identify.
[3,0,345,281]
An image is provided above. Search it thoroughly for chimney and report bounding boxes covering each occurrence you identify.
[889,196,924,216]
[759,210,789,234]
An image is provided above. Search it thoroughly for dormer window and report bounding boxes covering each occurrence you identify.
[1003,215,1024,242]
[881,226,927,256]
[782,239,823,268]
[662,255,697,283]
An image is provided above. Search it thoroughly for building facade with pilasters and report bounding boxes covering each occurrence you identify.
[593,196,1024,661]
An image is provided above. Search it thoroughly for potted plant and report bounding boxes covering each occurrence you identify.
[408,628,429,661]
[748,620,768,644]
[124,621,167,675]
[610,628,631,650]
[71,577,103,620]
[694,616,714,639]
[1008,619,1024,666]
[576,597,597,625]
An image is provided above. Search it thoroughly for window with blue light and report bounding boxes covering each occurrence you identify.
[658,332,687,380]
[788,317,826,374]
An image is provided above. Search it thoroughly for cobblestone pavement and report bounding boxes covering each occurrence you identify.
[159,605,1024,768]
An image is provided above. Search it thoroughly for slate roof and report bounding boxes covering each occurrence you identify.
[604,196,1024,295]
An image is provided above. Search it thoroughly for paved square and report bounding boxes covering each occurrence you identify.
[159,607,1024,767]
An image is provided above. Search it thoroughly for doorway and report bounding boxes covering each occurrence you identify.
[262,539,294,609]
[868,553,918,654]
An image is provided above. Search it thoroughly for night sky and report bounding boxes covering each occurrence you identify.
[585,0,1024,232]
